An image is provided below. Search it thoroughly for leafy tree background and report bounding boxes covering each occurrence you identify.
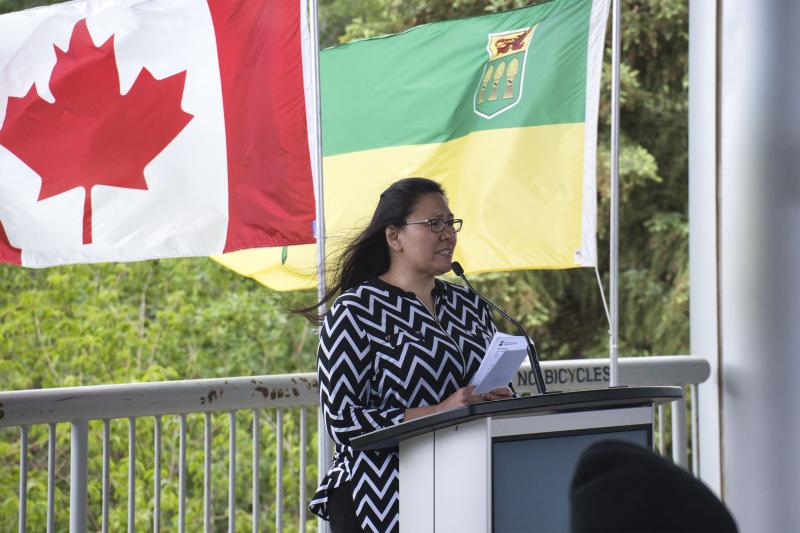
[0,0,688,530]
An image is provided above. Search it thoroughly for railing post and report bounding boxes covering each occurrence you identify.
[671,391,689,468]
[204,412,212,533]
[179,414,187,533]
[253,409,261,533]
[128,417,136,533]
[154,416,162,533]
[300,408,307,533]
[228,411,236,533]
[318,408,331,533]
[276,408,284,533]
[47,423,56,533]
[101,419,110,533]
[70,420,88,533]
[690,383,700,476]
[19,425,28,533]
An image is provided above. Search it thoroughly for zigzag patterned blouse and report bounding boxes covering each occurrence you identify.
[309,277,498,532]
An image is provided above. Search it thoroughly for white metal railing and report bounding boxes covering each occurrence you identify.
[1,355,709,532]
[0,373,319,533]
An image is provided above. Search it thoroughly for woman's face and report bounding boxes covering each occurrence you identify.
[391,192,457,277]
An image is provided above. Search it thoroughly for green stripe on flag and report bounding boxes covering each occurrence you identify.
[320,0,592,156]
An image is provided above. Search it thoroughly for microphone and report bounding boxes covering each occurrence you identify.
[451,261,548,395]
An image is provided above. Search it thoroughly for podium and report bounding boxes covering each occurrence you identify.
[351,386,682,533]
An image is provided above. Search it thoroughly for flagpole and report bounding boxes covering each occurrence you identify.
[308,0,325,321]
[609,0,621,387]
[306,0,332,531]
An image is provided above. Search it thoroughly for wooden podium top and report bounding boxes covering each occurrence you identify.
[351,386,682,451]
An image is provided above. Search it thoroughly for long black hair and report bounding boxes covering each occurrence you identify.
[296,177,446,324]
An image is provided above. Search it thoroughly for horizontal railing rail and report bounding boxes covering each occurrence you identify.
[1,355,709,533]
[0,374,319,427]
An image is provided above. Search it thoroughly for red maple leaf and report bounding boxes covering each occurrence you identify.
[0,19,193,245]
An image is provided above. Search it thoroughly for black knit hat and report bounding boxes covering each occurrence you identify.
[569,440,738,533]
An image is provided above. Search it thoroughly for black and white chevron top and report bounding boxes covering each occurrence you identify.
[309,277,498,532]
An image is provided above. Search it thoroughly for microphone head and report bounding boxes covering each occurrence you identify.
[451,261,464,276]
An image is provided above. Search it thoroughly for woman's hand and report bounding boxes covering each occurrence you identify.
[438,385,484,410]
[404,386,513,421]
[477,387,513,402]
[405,385,482,421]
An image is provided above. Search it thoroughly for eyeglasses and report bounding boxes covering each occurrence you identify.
[402,218,463,233]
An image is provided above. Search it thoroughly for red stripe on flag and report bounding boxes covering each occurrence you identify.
[0,220,22,265]
[208,0,315,253]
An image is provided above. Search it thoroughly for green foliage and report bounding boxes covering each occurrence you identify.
[0,259,318,387]
[0,0,51,14]
[0,0,689,529]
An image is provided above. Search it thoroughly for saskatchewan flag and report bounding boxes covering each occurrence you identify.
[216,0,610,291]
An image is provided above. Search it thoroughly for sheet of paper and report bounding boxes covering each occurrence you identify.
[469,333,529,395]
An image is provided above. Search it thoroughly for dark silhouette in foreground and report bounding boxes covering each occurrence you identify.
[570,440,738,532]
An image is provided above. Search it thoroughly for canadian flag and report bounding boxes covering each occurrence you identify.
[0,0,316,266]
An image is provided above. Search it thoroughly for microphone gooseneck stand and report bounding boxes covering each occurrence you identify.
[451,261,548,395]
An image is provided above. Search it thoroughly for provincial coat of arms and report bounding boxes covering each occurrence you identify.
[473,24,538,119]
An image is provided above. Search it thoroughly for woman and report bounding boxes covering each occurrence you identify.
[305,177,512,533]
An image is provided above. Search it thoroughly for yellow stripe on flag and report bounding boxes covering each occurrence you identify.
[214,123,586,291]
